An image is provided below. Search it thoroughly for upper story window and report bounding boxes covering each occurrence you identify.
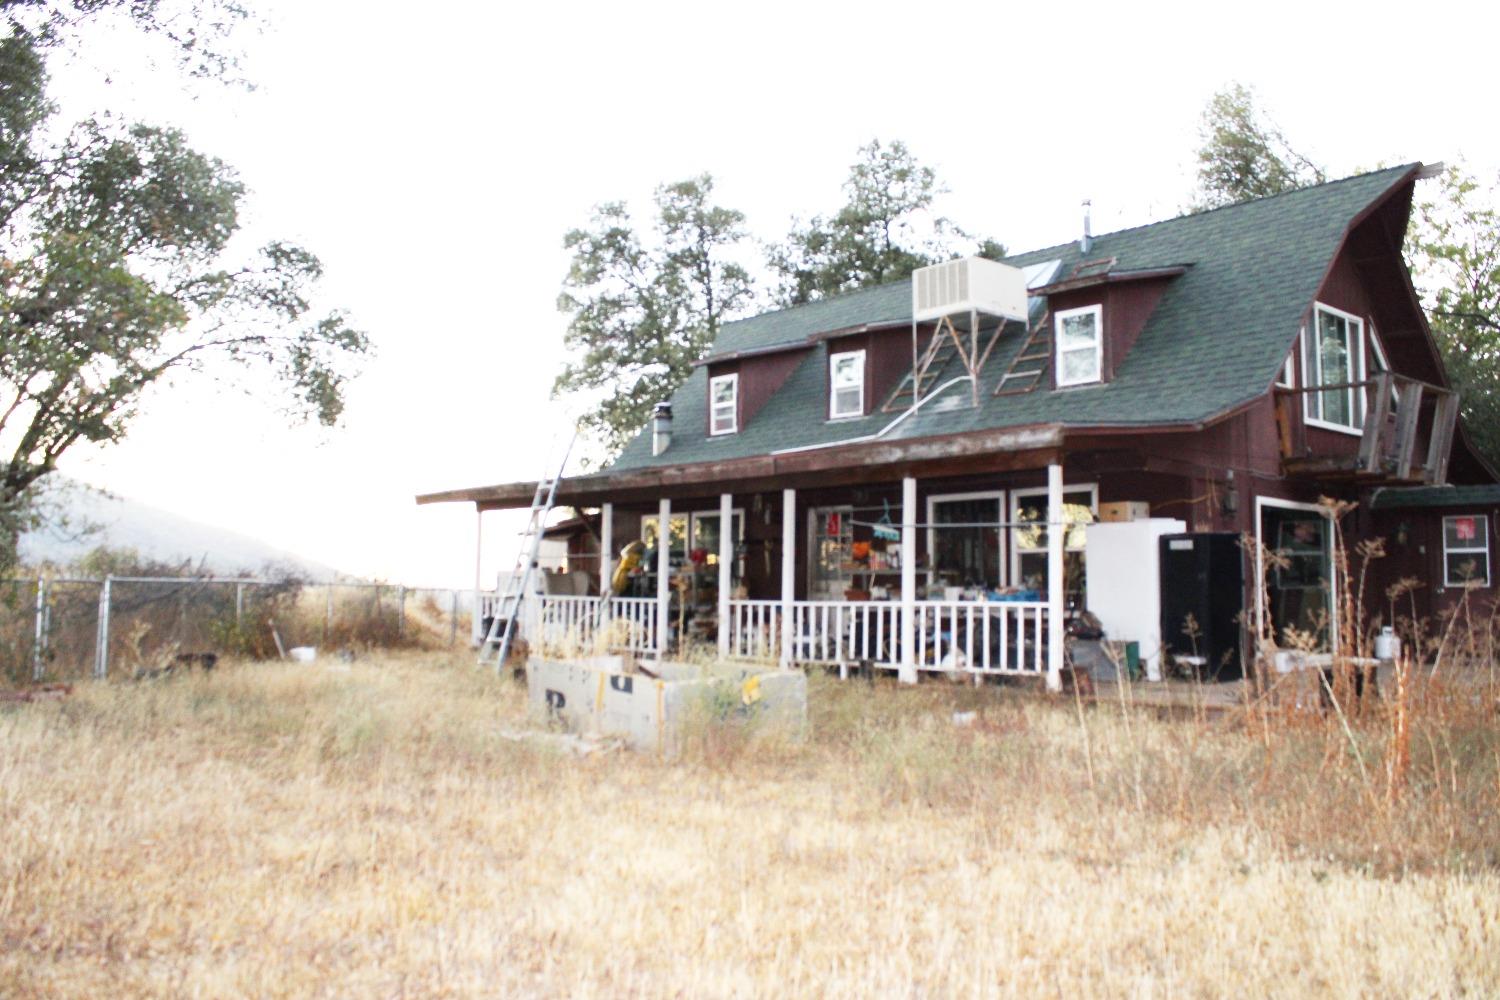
[829,350,865,419]
[709,373,738,435]
[1305,303,1366,432]
[1055,305,1102,387]
[1443,515,1491,588]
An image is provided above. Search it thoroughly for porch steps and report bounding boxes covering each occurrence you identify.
[994,312,1053,396]
[478,428,577,669]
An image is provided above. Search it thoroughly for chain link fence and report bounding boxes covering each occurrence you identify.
[0,577,475,686]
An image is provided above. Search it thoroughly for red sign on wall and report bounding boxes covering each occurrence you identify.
[1454,516,1477,541]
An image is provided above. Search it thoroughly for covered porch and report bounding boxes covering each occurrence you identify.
[445,430,1086,690]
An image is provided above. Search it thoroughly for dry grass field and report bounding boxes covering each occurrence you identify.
[2,652,1498,998]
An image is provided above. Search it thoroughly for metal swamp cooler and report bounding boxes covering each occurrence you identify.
[1158,532,1245,681]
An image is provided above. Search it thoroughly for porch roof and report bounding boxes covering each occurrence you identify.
[416,424,1064,510]
[1369,484,1500,510]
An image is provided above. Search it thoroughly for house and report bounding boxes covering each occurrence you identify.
[418,164,1499,688]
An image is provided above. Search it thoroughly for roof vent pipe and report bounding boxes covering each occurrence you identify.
[651,402,672,456]
[1080,199,1093,255]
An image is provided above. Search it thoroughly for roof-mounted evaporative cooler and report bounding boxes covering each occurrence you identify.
[912,256,1029,323]
[903,256,1030,409]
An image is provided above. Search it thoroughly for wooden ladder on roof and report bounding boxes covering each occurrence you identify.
[882,326,961,412]
[993,310,1053,396]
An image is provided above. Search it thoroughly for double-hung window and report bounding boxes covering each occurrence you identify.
[1055,305,1102,387]
[709,373,738,435]
[1305,304,1365,431]
[829,350,865,418]
[1443,515,1491,587]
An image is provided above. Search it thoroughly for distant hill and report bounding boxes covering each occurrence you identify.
[17,484,341,580]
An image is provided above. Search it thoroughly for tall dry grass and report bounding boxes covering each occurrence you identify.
[1,652,1497,997]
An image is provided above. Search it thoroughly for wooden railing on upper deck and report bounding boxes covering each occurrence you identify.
[1274,372,1459,484]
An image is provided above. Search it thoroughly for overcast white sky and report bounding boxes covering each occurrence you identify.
[46,0,1500,587]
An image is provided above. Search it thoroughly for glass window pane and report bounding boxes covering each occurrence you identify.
[1446,552,1489,586]
[1061,348,1096,384]
[712,378,735,404]
[1059,311,1096,349]
[834,385,862,416]
[932,497,1002,589]
[1444,516,1486,550]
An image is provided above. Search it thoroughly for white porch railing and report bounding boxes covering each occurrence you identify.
[472,592,658,655]
[725,598,782,660]
[483,593,1047,676]
[910,600,1047,675]
[723,597,1047,676]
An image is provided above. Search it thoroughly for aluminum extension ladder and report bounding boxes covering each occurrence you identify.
[478,429,577,669]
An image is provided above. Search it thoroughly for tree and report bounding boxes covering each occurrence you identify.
[1408,164,1500,468]
[1193,83,1325,209]
[553,174,751,458]
[2,0,253,83]
[767,139,1002,307]
[0,30,368,570]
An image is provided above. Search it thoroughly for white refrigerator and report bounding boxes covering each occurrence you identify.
[1085,518,1186,682]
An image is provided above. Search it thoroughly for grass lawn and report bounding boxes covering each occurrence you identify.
[2,652,1497,997]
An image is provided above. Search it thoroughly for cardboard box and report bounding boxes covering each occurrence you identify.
[1099,501,1151,523]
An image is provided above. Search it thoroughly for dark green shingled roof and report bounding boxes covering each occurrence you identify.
[608,165,1417,474]
[1370,485,1500,510]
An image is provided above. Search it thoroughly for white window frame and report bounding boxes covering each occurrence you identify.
[708,373,738,435]
[926,490,1007,589]
[1442,514,1491,588]
[829,349,866,419]
[1304,303,1366,436]
[1253,496,1339,653]
[1054,304,1103,388]
[1367,321,1401,407]
[1009,483,1098,588]
[1277,328,1300,388]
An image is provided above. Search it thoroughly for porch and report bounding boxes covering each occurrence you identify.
[473,465,1074,689]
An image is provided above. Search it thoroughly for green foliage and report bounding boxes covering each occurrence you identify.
[1193,83,1325,210]
[766,138,1002,307]
[553,174,752,458]
[1408,165,1500,468]
[0,30,369,571]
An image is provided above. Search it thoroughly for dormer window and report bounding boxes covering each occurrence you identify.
[829,350,865,419]
[709,373,738,435]
[1055,305,1102,387]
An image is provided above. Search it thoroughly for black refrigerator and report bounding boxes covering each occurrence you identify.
[1159,532,1244,681]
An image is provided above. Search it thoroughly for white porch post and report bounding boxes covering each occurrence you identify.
[600,502,614,596]
[780,488,795,667]
[656,497,671,658]
[717,492,733,659]
[1046,462,1064,692]
[899,475,918,685]
[471,507,484,645]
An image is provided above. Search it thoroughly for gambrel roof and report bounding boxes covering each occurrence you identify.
[605,164,1421,474]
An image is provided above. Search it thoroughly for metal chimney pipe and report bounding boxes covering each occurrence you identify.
[1080,199,1093,255]
[651,402,673,456]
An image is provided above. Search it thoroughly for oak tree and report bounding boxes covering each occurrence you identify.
[0,27,368,569]
[553,174,752,458]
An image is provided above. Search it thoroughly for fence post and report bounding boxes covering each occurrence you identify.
[397,585,406,638]
[31,577,46,682]
[449,589,459,647]
[235,583,244,627]
[94,575,113,680]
